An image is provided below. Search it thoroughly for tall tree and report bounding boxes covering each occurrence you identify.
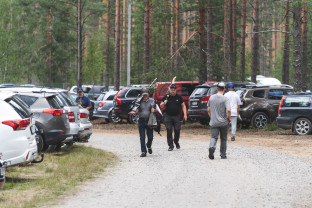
[198,0,206,84]
[282,0,290,84]
[165,0,169,57]
[46,7,52,86]
[293,2,303,92]
[251,0,260,83]
[143,0,150,82]
[175,0,179,70]
[114,0,121,90]
[301,4,308,91]
[231,0,237,80]
[77,0,83,87]
[206,1,213,81]
[240,0,246,81]
[223,0,232,81]
[105,0,110,91]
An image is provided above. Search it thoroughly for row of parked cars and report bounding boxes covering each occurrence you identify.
[0,86,93,188]
[90,81,312,136]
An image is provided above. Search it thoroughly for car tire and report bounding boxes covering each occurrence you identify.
[251,112,269,129]
[128,113,139,124]
[36,134,44,154]
[293,118,312,135]
[46,145,56,153]
[109,112,121,123]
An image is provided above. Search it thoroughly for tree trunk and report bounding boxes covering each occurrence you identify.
[231,0,236,80]
[282,0,290,85]
[77,0,82,87]
[114,0,121,90]
[165,0,169,57]
[47,7,52,87]
[293,4,303,92]
[105,0,110,91]
[207,2,213,81]
[170,0,175,77]
[149,0,153,69]
[198,1,206,84]
[301,5,307,91]
[175,0,179,71]
[143,0,150,83]
[223,0,232,81]
[240,0,246,81]
[251,0,259,83]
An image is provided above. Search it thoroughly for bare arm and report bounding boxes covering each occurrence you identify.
[86,105,92,110]
[227,109,231,122]
[181,102,187,120]
[207,106,211,118]
[160,100,167,108]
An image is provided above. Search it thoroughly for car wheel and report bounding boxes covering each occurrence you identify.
[36,134,44,154]
[128,113,139,124]
[109,112,121,123]
[294,118,312,135]
[251,112,269,129]
[46,145,56,153]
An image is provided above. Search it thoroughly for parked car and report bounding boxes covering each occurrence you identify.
[239,85,294,128]
[0,92,39,188]
[188,82,255,125]
[113,86,143,124]
[69,85,105,100]
[78,106,93,141]
[276,93,312,135]
[93,91,120,123]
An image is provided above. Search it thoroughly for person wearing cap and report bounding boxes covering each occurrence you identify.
[129,88,156,157]
[207,82,231,159]
[160,84,187,151]
[76,87,92,110]
[225,83,242,141]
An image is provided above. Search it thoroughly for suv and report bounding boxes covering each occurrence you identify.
[188,82,255,125]
[239,85,294,128]
[276,93,312,135]
[113,87,143,124]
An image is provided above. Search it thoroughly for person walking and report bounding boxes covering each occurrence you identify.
[225,83,242,141]
[129,88,156,157]
[76,87,92,110]
[160,84,187,151]
[207,82,231,159]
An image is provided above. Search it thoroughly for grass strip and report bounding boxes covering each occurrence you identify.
[0,145,118,208]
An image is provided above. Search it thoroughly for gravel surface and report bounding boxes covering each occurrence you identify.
[49,132,312,208]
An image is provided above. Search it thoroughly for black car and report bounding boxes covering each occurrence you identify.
[276,93,312,135]
[188,82,255,125]
[113,86,143,124]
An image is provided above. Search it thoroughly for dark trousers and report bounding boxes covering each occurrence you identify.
[164,114,181,148]
[138,119,153,153]
[209,125,229,157]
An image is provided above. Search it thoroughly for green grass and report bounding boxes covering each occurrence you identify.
[0,145,118,208]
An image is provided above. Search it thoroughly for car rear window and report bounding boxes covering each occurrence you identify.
[191,87,209,96]
[97,93,106,101]
[208,87,218,96]
[59,92,77,106]
[253,90,265,98]
[6,96,32,118]
[126,89,141,98]
[106,95,115,101]
[284,97,311,107]
[47,96,62,109]
[182,84,197,96]
[16,94,38,106]
[268,89,294,100]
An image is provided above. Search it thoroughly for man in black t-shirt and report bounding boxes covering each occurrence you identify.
[160,84,187,151]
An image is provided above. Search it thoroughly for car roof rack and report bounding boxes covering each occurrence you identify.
[294,92,312,95]
[244,84,293,89]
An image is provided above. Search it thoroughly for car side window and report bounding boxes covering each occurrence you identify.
[284,97,311,107]
[126,89,141,98]
[106,95,115,101]
[252,90,265,98]
[47,96,62,109]
[268,89,284,100]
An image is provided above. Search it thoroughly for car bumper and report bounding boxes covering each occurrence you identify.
[93,109,109,119]
[44,130,68,145]
[188,108,209,120]
[0,161,6,188]
[276,117,293,130]
[113,109,128,119]
[79,122,93,140]
[4,146,38,167]
[68,122,82,135]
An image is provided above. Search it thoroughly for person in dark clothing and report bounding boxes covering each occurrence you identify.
[76,87,92,110]
[129,88,156,157]
[160,84,187,151]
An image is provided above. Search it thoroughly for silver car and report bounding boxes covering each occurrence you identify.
[93,91,120,123]
[78,106,93,141]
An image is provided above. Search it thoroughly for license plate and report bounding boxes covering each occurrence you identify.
[192,102,198,106]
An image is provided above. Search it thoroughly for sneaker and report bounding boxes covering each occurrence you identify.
[148,148,152,154]
[221,156,227,159]
[140,152,146,157]
[168,146,174,151]
[231,136,235,141]
[208,148,214,160]
[175,143,180,149]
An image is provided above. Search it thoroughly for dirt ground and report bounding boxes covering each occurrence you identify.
[92,118,312,159]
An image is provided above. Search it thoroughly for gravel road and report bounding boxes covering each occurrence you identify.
[51,132,312,208]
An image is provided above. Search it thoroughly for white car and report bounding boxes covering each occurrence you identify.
[78,106,93,142]
[0,93,38,188]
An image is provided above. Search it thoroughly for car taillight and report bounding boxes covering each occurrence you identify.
[2,118,31,131]
[115,88,125,106]
[278,96,285,117]
[201,96,210,104]
[80,113,89,118]
[68,112,75,122]
[43,109,64,116]
[99,102,106,108]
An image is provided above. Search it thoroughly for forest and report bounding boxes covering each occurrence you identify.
[0,0,311,92]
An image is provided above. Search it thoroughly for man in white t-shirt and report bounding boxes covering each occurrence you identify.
[225,84,242,141]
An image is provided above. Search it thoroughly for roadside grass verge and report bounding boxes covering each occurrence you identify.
[0,145,118,208]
